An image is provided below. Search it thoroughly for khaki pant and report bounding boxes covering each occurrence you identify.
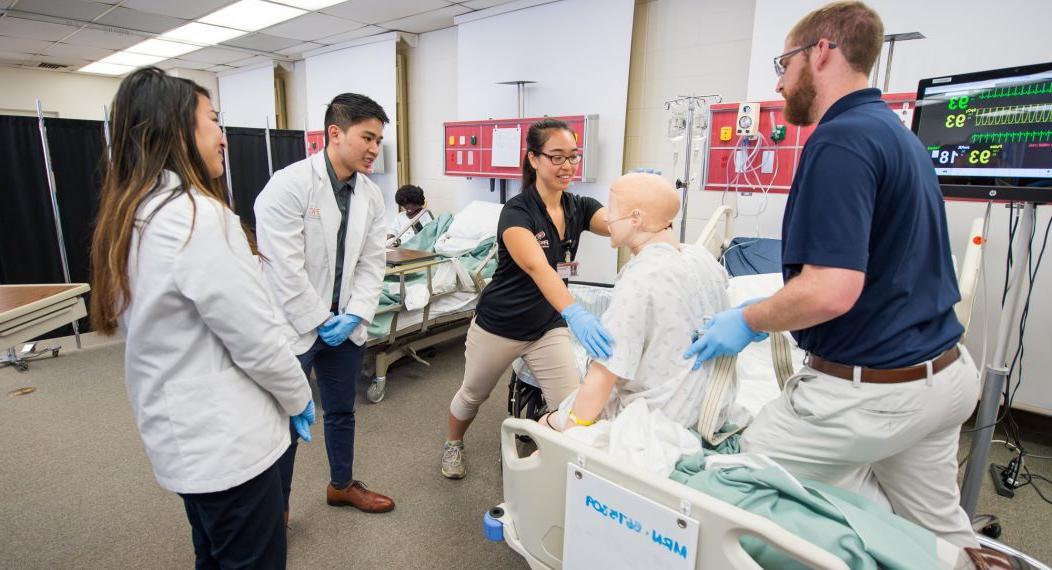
[742,345,981,549]
[449,320,580,421]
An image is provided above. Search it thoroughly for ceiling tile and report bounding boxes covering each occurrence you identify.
[461,0,521,9]
[163,58,217,71]
[227,54,273,68]
[222,32,300,52]
[42,42,115,61]
[118,0,234,20]
[276,41,322,56]
[27,53,92,67]
[180,46,248,64]
[94,8,187,34]
[262,12,362,42]
[6,0,111,21]
[314,24,384,45]
[0,17,80,41]
[321,0,451,25]
[381,4,469,33]
[64,28,148,50]
[0,50,37,64]
[0,35,55,54]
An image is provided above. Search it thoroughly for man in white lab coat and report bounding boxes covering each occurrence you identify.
[255,93,394,518]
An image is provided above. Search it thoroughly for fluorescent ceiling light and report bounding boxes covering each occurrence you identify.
[100,51,166,67]
[127,38,200,58]
[200,0,306,32]
[80,62,136,76]
[162,22,246,45]
[270,0,347,9]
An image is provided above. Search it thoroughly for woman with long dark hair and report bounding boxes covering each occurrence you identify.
[90,67,314,568]
[441,119,611,479]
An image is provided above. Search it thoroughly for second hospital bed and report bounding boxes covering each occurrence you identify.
[361,200,502,403]
[491,206,1024,569]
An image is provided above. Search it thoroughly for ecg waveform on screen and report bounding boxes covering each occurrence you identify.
[977,82,1052,100]
[974,103,1052,126]
[970,130,1052,144]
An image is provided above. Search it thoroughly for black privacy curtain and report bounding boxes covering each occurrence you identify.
[0,116,105,336]
[225,127,306,229]
[0,115,305,339]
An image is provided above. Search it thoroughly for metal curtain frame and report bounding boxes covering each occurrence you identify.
[34,99,81,349]
[220,111,234,207]
[264,115,274,176]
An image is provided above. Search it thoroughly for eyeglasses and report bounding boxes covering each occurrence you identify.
[772,41,837,78]
[534,151,582,165]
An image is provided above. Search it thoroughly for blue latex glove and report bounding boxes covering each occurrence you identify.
[318,313,363,346]
[561,303,614,360]
[291,400,316,443]
[682,308,768,370]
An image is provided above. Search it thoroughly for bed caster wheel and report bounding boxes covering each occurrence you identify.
[15,361,29,372]
[973,515,1002,539]
[52,348,60,357]
[366,377,386,403]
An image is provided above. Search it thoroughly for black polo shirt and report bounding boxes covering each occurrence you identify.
[474,185,603,341]
[782,88,963,368]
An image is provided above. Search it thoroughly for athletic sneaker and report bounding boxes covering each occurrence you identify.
[442,440,466,479]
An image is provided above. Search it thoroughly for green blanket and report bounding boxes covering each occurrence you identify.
[671,431,939,569]
[367,213,497,338]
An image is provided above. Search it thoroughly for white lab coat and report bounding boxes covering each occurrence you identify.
[121,172,312,495]
[254,151,387,354]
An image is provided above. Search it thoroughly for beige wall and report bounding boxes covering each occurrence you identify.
[405,26,458,216]
[0,66,121,120]
[623,0,756,244]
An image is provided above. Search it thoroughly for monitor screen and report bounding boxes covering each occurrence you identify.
[912,62,1052,180]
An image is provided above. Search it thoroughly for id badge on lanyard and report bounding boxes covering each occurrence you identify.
[556,240,578,280]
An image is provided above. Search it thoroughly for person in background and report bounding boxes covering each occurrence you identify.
[441,118,612,479]
[388,184,435,246]
[90,67,314,568]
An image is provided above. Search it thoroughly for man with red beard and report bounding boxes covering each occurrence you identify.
[684,2,979,549]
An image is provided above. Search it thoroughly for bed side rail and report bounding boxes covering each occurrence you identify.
[499,418,847,570]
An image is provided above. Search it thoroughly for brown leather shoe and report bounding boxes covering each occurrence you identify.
[326,481,395,513]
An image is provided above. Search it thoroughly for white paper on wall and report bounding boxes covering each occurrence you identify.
[491,126,521,167]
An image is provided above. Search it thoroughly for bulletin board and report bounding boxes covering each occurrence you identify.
[443,115,598,181]
[703,92,916,194]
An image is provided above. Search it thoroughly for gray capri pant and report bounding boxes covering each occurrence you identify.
[449,319,580,421]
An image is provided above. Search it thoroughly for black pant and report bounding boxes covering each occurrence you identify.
[179,461,287,570]
[278,336,365,507]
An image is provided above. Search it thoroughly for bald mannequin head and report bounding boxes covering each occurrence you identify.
[606,173,681,252]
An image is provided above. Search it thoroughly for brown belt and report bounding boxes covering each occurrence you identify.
[804,346,961,384]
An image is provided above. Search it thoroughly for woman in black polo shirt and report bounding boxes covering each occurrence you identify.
[441,119,611,479]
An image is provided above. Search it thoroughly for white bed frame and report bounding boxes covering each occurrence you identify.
[363,244,496,403]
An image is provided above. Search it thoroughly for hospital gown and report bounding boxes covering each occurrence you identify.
[556,242,730,428]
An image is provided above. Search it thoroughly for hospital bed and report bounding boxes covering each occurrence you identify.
[492,207,1024,570]
[0,283,89,371]
[362,201,502,403]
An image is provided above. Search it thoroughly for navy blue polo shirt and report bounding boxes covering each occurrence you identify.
[782,88,963,368]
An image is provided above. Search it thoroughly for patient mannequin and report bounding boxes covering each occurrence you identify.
[539,173,730,431]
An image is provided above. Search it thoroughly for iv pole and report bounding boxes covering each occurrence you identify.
[665,94,721,242]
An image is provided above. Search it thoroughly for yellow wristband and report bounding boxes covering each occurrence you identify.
[567,409,595,426]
